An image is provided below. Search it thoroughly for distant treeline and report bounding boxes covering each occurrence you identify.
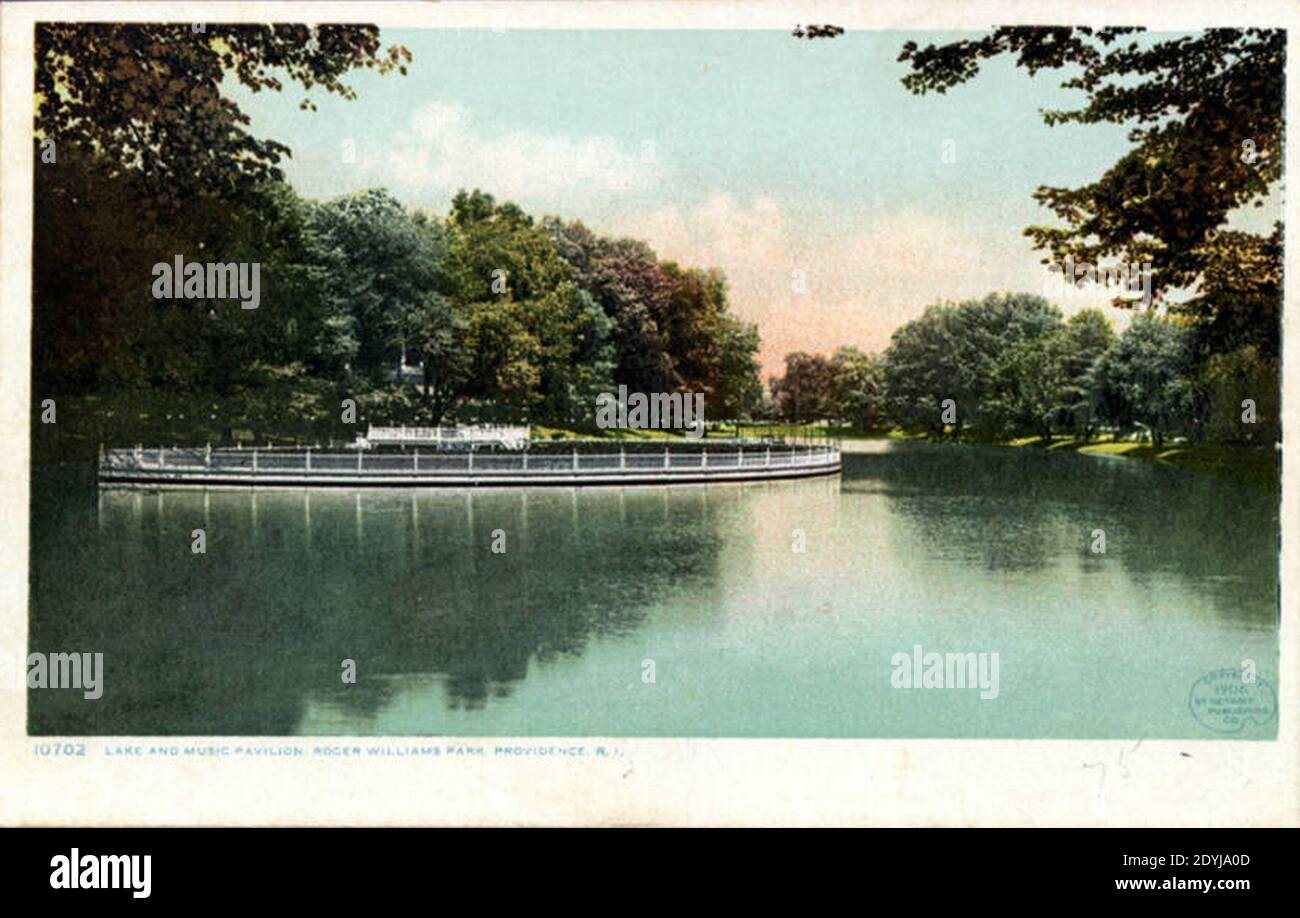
[768,293,1279,448]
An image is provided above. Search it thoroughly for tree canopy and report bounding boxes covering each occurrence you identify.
[899,27,1282,332]
[35,24,410,212]
[32,26,763,455]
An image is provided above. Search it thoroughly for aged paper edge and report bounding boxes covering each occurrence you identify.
[1,0,1295,827]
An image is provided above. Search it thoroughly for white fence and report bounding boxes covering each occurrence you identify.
[101,445,840,476]
[360,425,531,449]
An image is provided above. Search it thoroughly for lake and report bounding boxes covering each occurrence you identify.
[28,440,1280,738]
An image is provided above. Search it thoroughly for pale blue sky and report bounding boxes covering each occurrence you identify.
[231,29,1277,371]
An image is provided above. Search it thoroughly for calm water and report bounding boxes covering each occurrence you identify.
[29,441,1279,738]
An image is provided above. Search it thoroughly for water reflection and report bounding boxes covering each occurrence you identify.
[34,468,736,733]
[843,443,1278,627]
[29,442,1280,738]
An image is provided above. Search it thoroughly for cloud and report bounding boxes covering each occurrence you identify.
[364,101,659,210]
[607,194,1058,375]
[355,105,1131,376]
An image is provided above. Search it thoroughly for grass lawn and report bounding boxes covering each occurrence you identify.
[727,423,893,441]
[531,425,681,441]
[1005,434,1280,495]
[531,423,880,441]
[530,423,1278,495]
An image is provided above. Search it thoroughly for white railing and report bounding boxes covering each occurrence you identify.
[362,425,531,449]
[99,445,841,477]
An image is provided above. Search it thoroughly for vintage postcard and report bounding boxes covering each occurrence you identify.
[0,1,1295,827]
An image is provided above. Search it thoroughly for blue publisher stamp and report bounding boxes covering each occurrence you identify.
[1188,669,1277,734]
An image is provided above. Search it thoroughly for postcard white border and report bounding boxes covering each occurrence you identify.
[1,0,1296,827]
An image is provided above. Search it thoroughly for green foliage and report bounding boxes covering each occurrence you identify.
[801,296,1272,450]
[1196,346,1280,445]
[306,189,451,385]
[714,315,764,419]
[33,161,759,449]
[1087,314,1196,448]
[987,331,1067,441]
[879,293,1064,437]
[542,214,761,418]
[659,262,728,393]
[543,217,675,392]
[35,23,409,214]
[877,302,962,435]
[828,347,884,430]
[30,19,761,449]
[1054,309,1116,439]
[769,352,834,423]
[899,28,1282,321]
[892,29,1279,451]
[1175,227,1282,360]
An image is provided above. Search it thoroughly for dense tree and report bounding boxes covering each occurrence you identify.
[770,352,835,423]
[897,28,1281,451]
[565,289,621,425]
[307,189,451,386]
[35,23,409,212]
[987,332,1067,441]
[1088,314,1196,448]
[1175,226,1281,361]
[808,295,1267,451]
[828,347,885,430]
[1054,309,1116,439]
[544,218,675,393]
[714,315,764,420]
[952,293,1063,434]
[447,192,616,421]
[1196,346,1280,445]
[879,303,962,436]
[33,22,413,452]
[881,293,1063,437]
[33,142,189,393]
[543,214,760,422]
[899,28,1282,312]
[33,142,331,398]
[658,262,728,394]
